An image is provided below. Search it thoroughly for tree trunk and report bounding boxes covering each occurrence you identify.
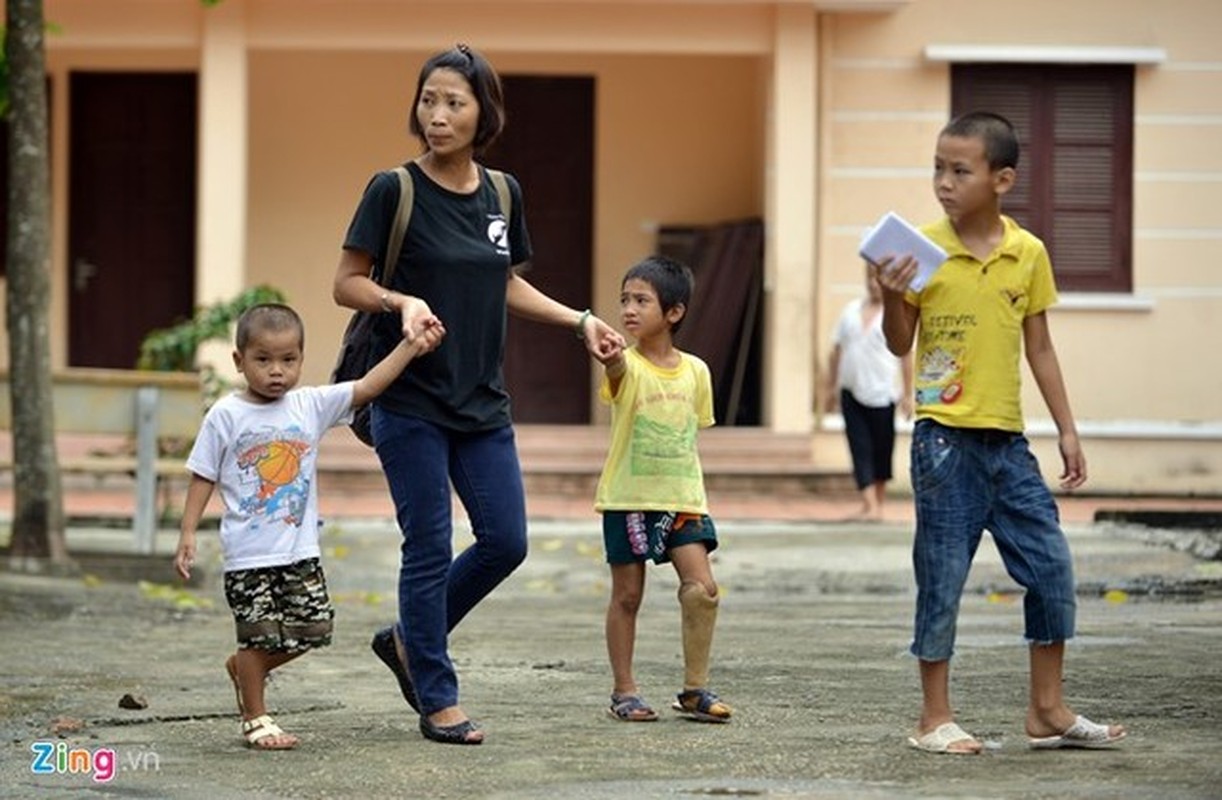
[5,0,69,570]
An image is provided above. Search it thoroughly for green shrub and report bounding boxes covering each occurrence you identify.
[138,285,288,406]
[137,285,288,372]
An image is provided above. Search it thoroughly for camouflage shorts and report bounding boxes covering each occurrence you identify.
[223,558,334,654]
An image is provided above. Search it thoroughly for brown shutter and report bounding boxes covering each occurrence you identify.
[952,64,1133,292]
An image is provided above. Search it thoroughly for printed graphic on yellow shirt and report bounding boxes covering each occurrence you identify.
[916,346,964,406]
[630,414,699,478]
[235,429,311,528]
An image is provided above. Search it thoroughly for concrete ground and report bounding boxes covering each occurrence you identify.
[2,503,1221,799]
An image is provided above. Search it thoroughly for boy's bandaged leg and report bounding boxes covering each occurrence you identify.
[679,581,719,689]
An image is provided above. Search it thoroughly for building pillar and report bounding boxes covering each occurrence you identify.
[763,4,818,432]
[195,0,248,371]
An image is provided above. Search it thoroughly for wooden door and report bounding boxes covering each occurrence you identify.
[485,76,594,423]
[68,72,197,368]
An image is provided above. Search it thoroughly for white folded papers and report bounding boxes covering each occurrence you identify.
[858,211,948,291]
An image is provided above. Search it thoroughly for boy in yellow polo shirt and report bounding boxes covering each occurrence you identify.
[592,255,732,725]
[874,111,1126,754]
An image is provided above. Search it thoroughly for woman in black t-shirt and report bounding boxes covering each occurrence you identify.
[333,44,622,746]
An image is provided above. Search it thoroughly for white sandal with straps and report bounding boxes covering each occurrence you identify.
[241,714,298,750]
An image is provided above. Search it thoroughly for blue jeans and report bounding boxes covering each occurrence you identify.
[371,407,528,715]
[909,419,1076,661]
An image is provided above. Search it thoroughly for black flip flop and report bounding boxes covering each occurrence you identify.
[370,626,420,713]
[419,716,483,745]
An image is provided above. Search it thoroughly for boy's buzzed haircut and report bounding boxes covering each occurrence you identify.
[942,111,1019,171]
[624,255,695,332]
[235,303,305,351]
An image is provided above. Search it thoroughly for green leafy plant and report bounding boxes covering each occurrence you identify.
[138,284,287,372]
[139,284,288,408]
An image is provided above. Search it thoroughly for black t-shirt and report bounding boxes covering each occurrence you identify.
[342,162,532,432]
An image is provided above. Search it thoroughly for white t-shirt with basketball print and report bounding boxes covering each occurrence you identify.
[186,384,354,572]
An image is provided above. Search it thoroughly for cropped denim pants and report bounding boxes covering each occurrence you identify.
[909,419,1076,661]
[371,407,528,715]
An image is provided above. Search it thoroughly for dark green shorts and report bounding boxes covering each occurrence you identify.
[223,557,334,654]
[602,511,718,565]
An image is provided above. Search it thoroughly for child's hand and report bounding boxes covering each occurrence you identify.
[872,254,919,293]
[1058,432,1087,490]
[173,538,195,581]
[594,335,624,366]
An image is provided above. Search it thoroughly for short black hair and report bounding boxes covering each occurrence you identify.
[623,255,695,333]
[235,303,304,352]
[409,43,506,155]
[941,111,1019,170]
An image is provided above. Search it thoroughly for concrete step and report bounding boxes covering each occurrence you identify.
[316,424,853,497]
[0,425,855,505]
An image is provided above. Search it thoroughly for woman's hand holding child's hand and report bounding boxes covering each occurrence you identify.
[413,316,446,354]
[584,315,626,361]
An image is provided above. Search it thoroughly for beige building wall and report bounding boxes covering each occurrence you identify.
[3,0,1219,494]
[812,0,1222,494]
[246,48,766,392]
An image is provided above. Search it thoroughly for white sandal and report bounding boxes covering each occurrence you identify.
[907,721,982,754]
[241,714,298,750]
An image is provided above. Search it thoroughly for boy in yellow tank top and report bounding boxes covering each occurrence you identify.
[874,112,1125,754]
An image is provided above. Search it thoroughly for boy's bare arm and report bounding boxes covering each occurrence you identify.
[351,320,446,408]
[871,256,920,356]
[899,348,915,419]
[601,346,627,398]
[1023,312,1086,489]
[174,474,216,580]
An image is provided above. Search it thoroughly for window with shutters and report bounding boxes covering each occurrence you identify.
[952,64,1134,292]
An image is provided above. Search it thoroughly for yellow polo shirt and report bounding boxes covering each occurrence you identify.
[906,215,1058,432]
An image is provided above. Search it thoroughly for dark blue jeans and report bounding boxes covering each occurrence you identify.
[909,419,1076,661]
[371,407,528,715]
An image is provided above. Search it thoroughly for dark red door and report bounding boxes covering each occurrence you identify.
[485,76,595,423]
[68,72,197,368]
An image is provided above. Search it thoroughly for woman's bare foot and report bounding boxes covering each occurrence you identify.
[844,505,884,523]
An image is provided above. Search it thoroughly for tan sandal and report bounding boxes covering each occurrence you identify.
[241,714,298,750]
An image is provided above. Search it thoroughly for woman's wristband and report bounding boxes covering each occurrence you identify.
[574,309,592,340]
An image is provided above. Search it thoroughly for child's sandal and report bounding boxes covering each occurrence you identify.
[241,714,298,750]
[672,688,733,723]
[607,693,659,722]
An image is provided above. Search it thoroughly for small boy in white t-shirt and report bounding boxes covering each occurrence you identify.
[173,303,443,750]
